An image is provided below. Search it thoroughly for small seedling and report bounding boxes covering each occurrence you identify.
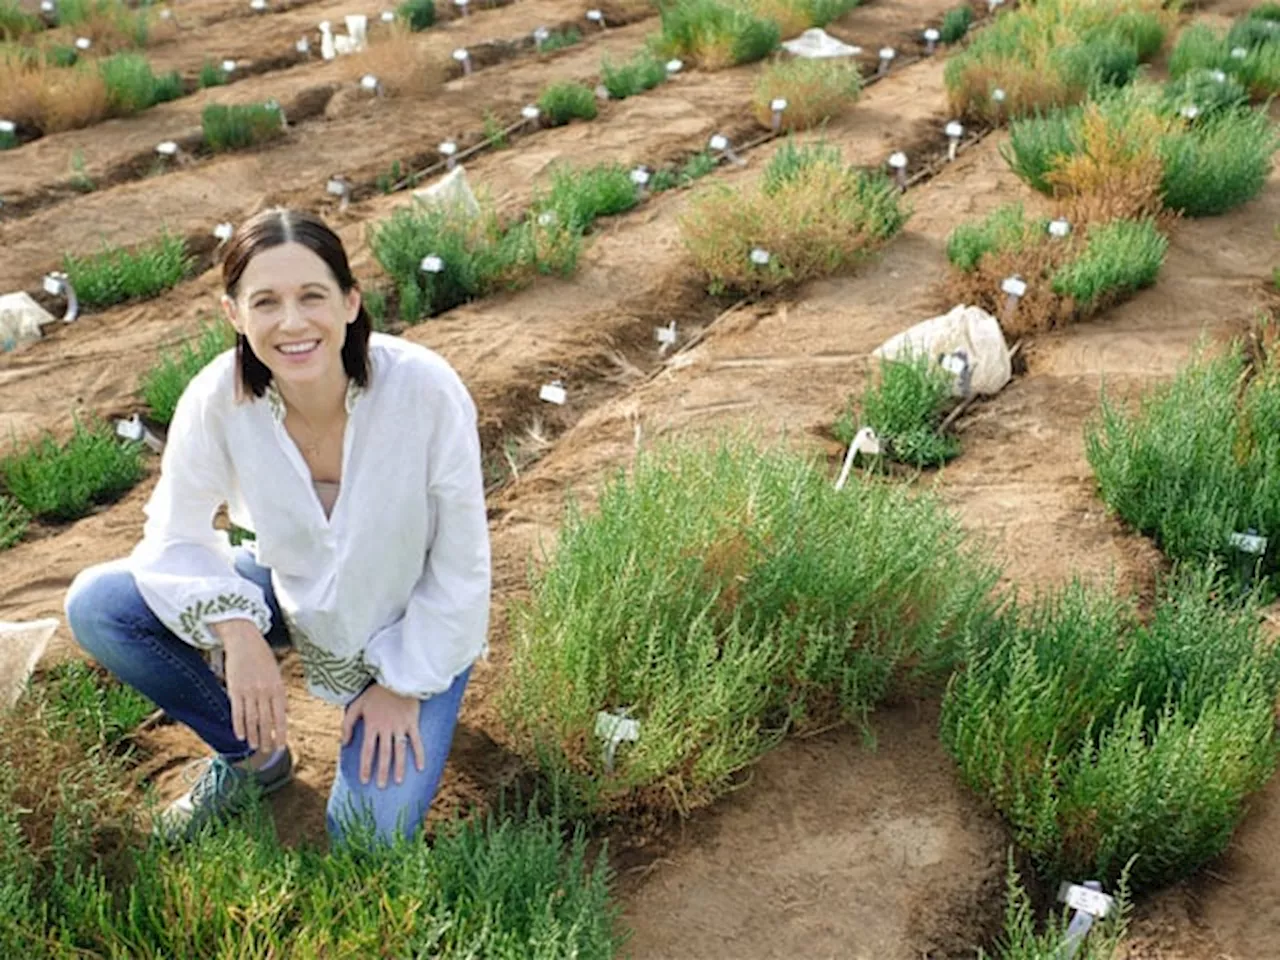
[420,254,445,273]
[439,140,458,169]
[924,27,939,54]
[709,133,744,166]
[945,121,963,160]
[878,46,895,76]
[453,47,472,75]
[586,7,605,28]
[666,58,683,74]
[1000,274,1026,322]
[42,272,79,323]
[539,379,567,404]
[326,174,352,211]
[1048,217,1071,238]
[114,414,164,454]
[887,151,908,189]
[770,97,787,132]
[361,74,384,96]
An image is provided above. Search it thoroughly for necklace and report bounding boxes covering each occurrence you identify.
[287,410,345,461]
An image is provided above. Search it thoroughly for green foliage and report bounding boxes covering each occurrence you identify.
[977,855,1132,960]
[1,416,145,522]
[941,564,1280,890]
[836,352,960,468]
[802,0,859,28]
[1001,104,1083,194]
[1169,18,1280,98]
[201,101,285,152]
[368,202,579,322]
[600,50,667,99]
[0,125,14,150]
[41,661,154,749]
[657,0,780,68]
[362,287,388,330]
[946,203,1046,272]
[482,111,507,149]
[1050,218,1166,307]
[198,59,226,88]
[140,316,237,425]
[376,159,404,194]
[1086,333,1280,579]
[63,231,192,309]
[650,150,716,192]
[1161,69,1249,117]
[397,0,435,30]
[0,0,41,41]
[536,81,598,125]
[939,4,973,45]
[502,436,1000,816]
[537,26,580,52]
[0,494,28,549]
[99,52,182,114]
[535,162,640,233]
[1159,107,1278,217]
[45,43,79,67]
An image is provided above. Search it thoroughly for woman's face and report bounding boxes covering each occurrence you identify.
[223,242,360,392]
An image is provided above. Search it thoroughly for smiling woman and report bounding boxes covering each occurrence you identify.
[62,209,492,848]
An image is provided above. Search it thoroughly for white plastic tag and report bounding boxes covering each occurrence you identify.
[888,151,907,170]
[156,140,179,156]
[655,322,677,345]
[74,36,91,49]
[1230,532,1268,555]
[521,105,540,120]
[326,177,348,195]
[879,46,895,60]
[945,121,963,139]
[213,222,234,241]
[992,88,1007,102]
[381,10,394,21]
[630,167,650,186]
[666,58,683,73]
[594,710,640,744]
[1001,276,1027,297]
[709,134,728,151]
[115,416,145,441]
[221,59,237,72]
[586,8,603,21]
[923,28,939,41]
[539,381,567,405]
[420,255,444,273]
[251,0,266,10]
[452,48,469,62]
[940,353,968,377]
[750,248,771,265]
[439,140,457,156]
[771,98,788,112]
[360,74,380,90]
[1059,883,1113,918]
[43,274,63,295]
[1048,218,1071,238]
[296,37,310,52]
[0,120,16,134]
[1230,46,1247,59]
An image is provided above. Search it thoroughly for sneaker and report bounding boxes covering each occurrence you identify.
[155,746,294,843]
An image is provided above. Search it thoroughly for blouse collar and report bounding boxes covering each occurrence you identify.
[264,377,363,424]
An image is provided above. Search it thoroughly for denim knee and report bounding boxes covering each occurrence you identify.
[65,562,138,655]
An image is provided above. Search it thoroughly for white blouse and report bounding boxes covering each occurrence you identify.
[128,333,491,705]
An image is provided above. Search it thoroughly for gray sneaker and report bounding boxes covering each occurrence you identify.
[156,747,294,842]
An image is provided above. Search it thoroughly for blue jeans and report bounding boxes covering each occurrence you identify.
[64,546,471,847]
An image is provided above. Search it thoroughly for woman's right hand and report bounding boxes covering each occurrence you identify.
[212,619,288,753]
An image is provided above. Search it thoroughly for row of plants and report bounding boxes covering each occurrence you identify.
[0,0,152,48]
[1169,3,1280,101]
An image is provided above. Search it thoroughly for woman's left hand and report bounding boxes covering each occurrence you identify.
[342,683,425,788]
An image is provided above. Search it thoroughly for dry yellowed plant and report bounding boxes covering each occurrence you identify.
[338,25,444,96]
[742,0,809,39]
[0,58,110,132]
[751,56,861,131]
[945,238,1077,338]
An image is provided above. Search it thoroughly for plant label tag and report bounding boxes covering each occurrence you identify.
[452,47,469,61]
[630,167,650,186]
[533,26,549,42]
[74,36,91,49]
[43,274,63,295]
[361,74,380,91]
[296,37,310,52]
[115,416,145,442]
[0,120,15,134]
[1210,69,1226,83]
[940,352,968,377]
[160,7,172,18]
[594,711,640,744]
[666,58,683,73]
[834,426,881,490]
[1001,276,1027,297]
[213,222,234,241]
[1058,883,1113,918]
[439,140,457,156]
[1180,104,1199,119]
[750,248,771,266]
[924,27,939,41]
[40,0,54,10]
[586,8,603,22]
[326,177,348,195]
[992,88,1007,103]
[522,105,540,120]
[595,83,611,100]
[1230,532,1267,555]
[156,140,179,156]
[1230,46,1247,59]
[537,210,556,226]
[381,10,394,21]
[655,322,677,345]
[539,381,567,405]
[945,121,963,139]
[879,46,895,60]
[888,151,907,169]
[709,134,728,151]
[771,98,788,112]
[251,0,266,10]
[420,255,444,273]
[1048,218,1071,238]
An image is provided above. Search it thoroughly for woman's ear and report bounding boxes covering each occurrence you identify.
[345,287,362,325]
[220,294,242,333]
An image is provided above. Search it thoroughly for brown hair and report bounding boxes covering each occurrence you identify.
[221,208,372,401]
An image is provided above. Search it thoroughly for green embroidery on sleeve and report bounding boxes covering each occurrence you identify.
[177,593,270,647]
[286,612,374,697]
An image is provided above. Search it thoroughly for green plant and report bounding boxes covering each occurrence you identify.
[0,0,41,41]
[0,124,14,150]
[942,564,1280,890]
[63,231,192,309]
[651,150,717,192]
[537,26,580,52]
[482,110,507,148]
[362,287,388,330]
[1001,104,1084,194]
[536,81,597,125]
[140,316,237,424]
[198,59,225,87]
[1,416,145,521]
[535,162,639,233]
[946,203,1046,272]
[1169,18,1280,98]
[98,52,182,114]
[69,148,95,191]
[1086,330,1280,578]
[681,141,908,295]
[376,159,404,194]
[835,352,960,468]
[397,0,435,30]
[41,661,153,749]
[977,855,1132,960]
[45,44,79,67]
[1159,106,1278,217]
[502,436,999,816]
[657,0,780,70]
[939,4,973,45]
[751,56,861,131]
[1050,217,1166,307]
[0,494,28,549]
[368,201,579,322]
[1161,69,1249,117]
[600,50,667,99]
[201,101,285,152]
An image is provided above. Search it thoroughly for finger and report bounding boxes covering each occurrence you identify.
[394,733,408,785]
[231,690,246,743]
[242,696,260,750]
[410,727,426,774]
[359,721,375,785]
[376,729,393,789]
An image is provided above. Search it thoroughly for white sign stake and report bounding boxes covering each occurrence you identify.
[533,25,549,50]
[539,380,567,405]
[1001,274,1027,323]
[381,10,395,22]
[296,36,310,53]
[452,47,472,76]
[250,0,266,11]
[1230,530,1268,555]
[221,59,237,75]
[326,174,352,211]
[991,87,1007,110]
[1210,69,1226,83]
[1048,218,1071,239]
[888,151,908,190]
[987,0,1004,12]
[630,165,650,195]
[665,58,683,74]
[114,415,165,454]
[360,74,384,97]
[923,27,939,54]
[420,254,445,274]
[877,46,895,76]
[835,426,881,490]
[40,0,54,12]
[438,140,458,169]
[1230,46,1248,60]
[213,222,234,245]
[586,7,605,28]
[1179,103,1200,120]
[770,97,788,132]
[945,121,963,161]
[709,133,745,166]
[42,272,79,323]
[454,0,468,17]
[750,247,771,267]
[1055,881,1114,960]
[654,320,677,354]
[521,104,541,128]
[74,36,91,50]
[594,710,640,773]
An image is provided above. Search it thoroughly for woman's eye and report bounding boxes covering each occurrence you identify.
[303,292,325,302]
[252,299,277,309]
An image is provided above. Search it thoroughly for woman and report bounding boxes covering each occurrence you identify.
[64,208,491,846]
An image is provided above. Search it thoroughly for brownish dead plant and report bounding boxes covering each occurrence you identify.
[751,56,861,132]
[337,25,445,96]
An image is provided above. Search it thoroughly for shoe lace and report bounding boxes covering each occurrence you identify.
[181,756,239,805]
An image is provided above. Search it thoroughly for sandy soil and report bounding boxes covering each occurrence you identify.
[2,0,1279,955]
